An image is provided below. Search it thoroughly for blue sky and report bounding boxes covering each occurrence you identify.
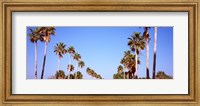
[27,27,173,79]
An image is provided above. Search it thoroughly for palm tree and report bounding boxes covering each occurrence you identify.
[120,50,140,79]
[153,27,157,79]
[143,27,151,79]
[54,42,67,72]
[128,32,145,79]
[78,61,85,69]
[38,27,56,79]
[67,46,75,79]
[55,70,65,79]
[73,53,81,79]
[127,54,138,79]
[67,64,74,79]
[28,28,40,79]
[120,50,131,79]
[86,67,101,79]
[86,67,91,75]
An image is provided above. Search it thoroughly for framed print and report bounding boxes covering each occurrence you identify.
[0,0,199,106]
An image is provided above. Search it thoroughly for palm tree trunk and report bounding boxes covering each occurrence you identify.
[146,41,150,79]
[153,27,157,79]
[135,50,138,79]
[68,55,71,79]
[34,42,38,79]
[41,41,48,79]
[57,57,60,71]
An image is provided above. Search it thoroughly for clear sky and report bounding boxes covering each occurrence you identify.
[27,27,173,79]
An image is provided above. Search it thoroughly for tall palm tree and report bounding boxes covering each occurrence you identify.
[128,32,145,79]
[28,28,40,79]
[54,42,67,72]
[143,27,151,79]
[73,53,81,79]
[38,27,56,79]
[67,64,74,79]
[67,46,75,79]
[153,27,157,79]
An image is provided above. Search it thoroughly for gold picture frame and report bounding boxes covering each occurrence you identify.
[0,0,199,105]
